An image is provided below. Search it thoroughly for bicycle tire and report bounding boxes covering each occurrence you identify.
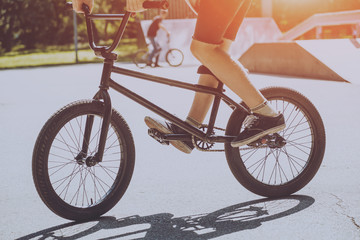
[32,100,135,221]
[133,49,149,69]
[165,48,184,67]
[225,87,326,198]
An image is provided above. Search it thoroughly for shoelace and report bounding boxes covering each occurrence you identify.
[243,115,259,129]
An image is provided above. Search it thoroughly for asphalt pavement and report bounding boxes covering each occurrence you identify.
[0,63,359,239]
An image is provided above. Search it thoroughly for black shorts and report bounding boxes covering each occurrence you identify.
[193,0,252,44]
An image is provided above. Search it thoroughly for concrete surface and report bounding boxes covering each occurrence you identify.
[0,64,359,239]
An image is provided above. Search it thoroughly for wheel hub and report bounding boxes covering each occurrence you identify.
[75,152,99,167]
[75,151,86,165]
[85,155,99,167]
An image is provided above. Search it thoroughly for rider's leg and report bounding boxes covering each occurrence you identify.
[148,37,159,64]
[190,40,285,147]
[186,39,232,127]
[190,0,277,116]
[154,55,160,67]
[190,0,284,146]
[190,39,268,111]
[155,40,162,66]
[186,0,276,128]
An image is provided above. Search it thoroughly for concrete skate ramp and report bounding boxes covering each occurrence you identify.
[240,38,360,83]
[140,18,282,64]
[298,39,360,83]
[232,18,282,58]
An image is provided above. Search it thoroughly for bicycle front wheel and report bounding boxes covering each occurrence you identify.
[166,48,184,67]
[133,49,149,68]
[32,100,135,221]
[225,87,326,197]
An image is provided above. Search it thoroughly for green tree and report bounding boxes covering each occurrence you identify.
[0,0,22,52]
[0,0,74,52]
[19,0,73,49]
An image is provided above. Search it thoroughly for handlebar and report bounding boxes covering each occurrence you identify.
[65,1,169,14]
[66,1,169,60]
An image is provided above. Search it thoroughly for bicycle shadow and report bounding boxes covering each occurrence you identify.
[17,195,314,240]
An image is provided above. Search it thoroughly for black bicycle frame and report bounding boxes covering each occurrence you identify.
[79,6,250,162]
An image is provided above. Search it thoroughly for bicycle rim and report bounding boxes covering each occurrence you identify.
[166,49,184,67]
[134,50,149,68]
[225,87,325,197]
[49,114,124,207]
[33,100,135,220]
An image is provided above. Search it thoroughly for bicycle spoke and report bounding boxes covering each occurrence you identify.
[281,149,306,176]
[55,134,79,156]
[55,164,81,199]
[88,168,110,195]
[51,144,78,156]
[49,152,75,162]
[96,163,118,180]
[48,159,74,172]
[63,123,81,152]
[75,115,84,149]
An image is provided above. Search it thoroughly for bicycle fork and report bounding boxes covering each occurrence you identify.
[78,60,113,165]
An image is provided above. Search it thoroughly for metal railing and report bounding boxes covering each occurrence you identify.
[279,10,360,40]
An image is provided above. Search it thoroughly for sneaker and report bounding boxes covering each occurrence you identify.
[144,116,194,154]
[231,113,286,147]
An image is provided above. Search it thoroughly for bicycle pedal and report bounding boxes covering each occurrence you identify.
[148,128,169,145]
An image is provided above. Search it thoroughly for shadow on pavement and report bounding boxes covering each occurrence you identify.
[17,195,314,240]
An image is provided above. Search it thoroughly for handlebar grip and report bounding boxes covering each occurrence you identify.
[143,1,169,10]
[82,3,91,14]
[65,2,73,10]
[65,2,90,14]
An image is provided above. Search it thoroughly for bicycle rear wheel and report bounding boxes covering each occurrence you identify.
[133,49,149,68]
[166,48,184,67]
[225,87,326,197]
[32,100,135,221]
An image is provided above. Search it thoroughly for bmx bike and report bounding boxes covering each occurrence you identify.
[32,1,326,221]
[133,35,184,68]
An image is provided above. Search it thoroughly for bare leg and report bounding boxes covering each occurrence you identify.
[190,38,266,111]
[187,39,233,125]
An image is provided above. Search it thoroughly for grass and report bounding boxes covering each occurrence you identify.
[0,41,138,69]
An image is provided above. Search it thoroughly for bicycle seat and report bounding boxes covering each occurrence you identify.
[197,65,223,83]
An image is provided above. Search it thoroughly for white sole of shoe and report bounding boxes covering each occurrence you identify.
[231,123,286,148]
[144,116,193,154]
